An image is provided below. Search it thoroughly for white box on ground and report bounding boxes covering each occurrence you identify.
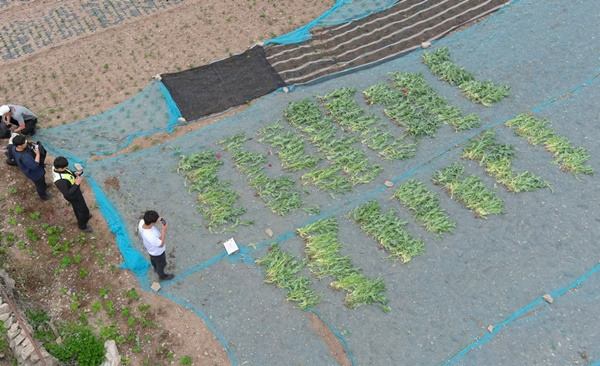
[223,238,239,255]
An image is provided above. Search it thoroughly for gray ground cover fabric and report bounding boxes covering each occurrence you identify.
[82,0,600,364]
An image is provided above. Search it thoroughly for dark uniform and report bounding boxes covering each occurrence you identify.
[52,167,90,230]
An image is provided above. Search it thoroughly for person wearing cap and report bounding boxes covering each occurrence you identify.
[52,157,93,232]
[9,135,52,200]
[0,104,38,137]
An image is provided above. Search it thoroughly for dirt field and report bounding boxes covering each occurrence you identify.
[0,1,332,364]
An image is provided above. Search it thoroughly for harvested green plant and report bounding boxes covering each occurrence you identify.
[349,200,425,262]
[506,114,594,175]
[256,243,322,309]
[462,129,549,192]
[432,162,504,218]
[422,47,510,106]
[178,151,251,233]
[393,179,456,236]
[297,218,389,311]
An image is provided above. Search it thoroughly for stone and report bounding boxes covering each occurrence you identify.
[178,117,187,124]
[282,87,289,93]
[384,181,394,188]
[204,351,209,356]
[3,316,13,329]
[487,325,494,333]
[0,313,10,322]
[55,336,62,345]
[100,340,120,366]
[153,74,162,81]
[13,333,26,347]
[421,41,431,48]
[542,294,553,304]
[151,282,161,292]
[7,323,20,339]
[265,228,273,238]
[0,303,9,315]
[20,342,35,360]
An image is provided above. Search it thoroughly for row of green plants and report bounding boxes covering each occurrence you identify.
[258,121,322,171]
[349,200,425,263]
[256,243,323,310]
[317,87,418,160]
[422,47,510,106]
[219,133,319,215]
[393,179,456,237]
[297,218,390,312]
[432,162,505,218]
[178,150,252,233]
[462,129,550,192]
[364,73,482,137]
[506,114,594,176]
[284,99,382,192]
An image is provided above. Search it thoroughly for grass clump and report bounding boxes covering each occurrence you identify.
[178,150,252,233]
[257,243,322,309]
[506,114,594,176]
[422,47,510,106]
[350,200,425,262]
[432,162,504,218]
[285,99,382,189]
[258,121,321,171]
[318,87,418,161]
[393,179,456,236]
[297,218,389,312]
[462,129,549,192]
[219,133,319,215]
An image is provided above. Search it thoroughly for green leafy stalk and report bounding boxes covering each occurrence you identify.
[432,163,504,218]
[350,200,425,262]
[393,179,456,237]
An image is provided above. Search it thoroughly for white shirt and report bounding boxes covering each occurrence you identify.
[138,219,165,256]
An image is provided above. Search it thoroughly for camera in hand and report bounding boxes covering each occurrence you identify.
[160,218,167,225]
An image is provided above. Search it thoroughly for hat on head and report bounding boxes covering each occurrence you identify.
[0,105,9,116]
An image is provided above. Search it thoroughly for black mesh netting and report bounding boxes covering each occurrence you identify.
[161,46,285,121]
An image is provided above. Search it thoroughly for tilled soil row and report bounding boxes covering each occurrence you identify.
[265,0,507,84]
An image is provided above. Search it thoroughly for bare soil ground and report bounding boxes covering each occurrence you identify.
[0,1,333,365]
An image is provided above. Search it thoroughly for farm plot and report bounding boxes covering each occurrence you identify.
[83,1,600,364]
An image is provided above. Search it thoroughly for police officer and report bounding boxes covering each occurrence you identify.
[52,157,92,232]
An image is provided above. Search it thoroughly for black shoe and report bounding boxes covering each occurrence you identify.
[40,194,53,200]
[80,226,93,233]
[159,274,175,281]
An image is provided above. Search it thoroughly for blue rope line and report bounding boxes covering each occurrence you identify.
[442,261,600,365]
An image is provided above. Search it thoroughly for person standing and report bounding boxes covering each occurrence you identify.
[0,104,38,136]
[52,157,92,232]
[138,210,174,281]
[10,135,52,200]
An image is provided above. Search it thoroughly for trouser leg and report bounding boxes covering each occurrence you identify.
[150,253,167,279]
[0,123,10,139]
[33,176,47,198]
[71,197,90,229]
[21,118,37,135]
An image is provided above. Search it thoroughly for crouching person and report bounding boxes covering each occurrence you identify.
[52,157,92,232]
